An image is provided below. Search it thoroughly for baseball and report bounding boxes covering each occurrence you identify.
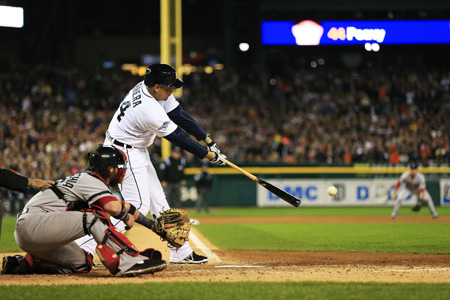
[327,186,337,196]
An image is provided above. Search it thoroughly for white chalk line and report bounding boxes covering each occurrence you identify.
[189,230,223,263]
[216,265,265,268]
[372,268,450,273]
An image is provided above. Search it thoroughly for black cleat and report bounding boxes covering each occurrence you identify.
[1,256,20,274]
[170,251,208,264]
[121,259,167,277]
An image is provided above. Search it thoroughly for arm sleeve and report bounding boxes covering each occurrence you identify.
[167,105,207,141]
[164,127,208,159]
[0,169,29,192]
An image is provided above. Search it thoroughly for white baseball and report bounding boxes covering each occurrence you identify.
[327,186,337,196]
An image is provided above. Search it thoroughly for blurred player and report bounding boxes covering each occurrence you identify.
[391,162,439,219]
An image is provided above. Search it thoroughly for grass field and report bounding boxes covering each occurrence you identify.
[1,206,450,299]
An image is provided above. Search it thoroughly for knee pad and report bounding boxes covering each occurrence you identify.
[82,209,111,235]
[95,226,139,275]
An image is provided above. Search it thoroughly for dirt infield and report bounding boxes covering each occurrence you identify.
[1,216,449,285]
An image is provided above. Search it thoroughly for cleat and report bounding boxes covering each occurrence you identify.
[170,251,208,264]
[1,256,20,274]
[433,215,439,219]
[121,259,166,277]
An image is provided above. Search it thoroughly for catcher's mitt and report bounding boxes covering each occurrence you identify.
[153,208,191,248]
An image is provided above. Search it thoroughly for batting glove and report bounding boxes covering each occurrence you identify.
[210,152,227,166]
[206,134,222,155]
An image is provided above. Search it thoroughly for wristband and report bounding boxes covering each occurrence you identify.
[116,203,129,221]
[28,178,34,187]
[136,213,154,230]
[205,134,214,146]
[128,204,137,216]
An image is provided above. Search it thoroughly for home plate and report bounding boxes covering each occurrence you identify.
[216,265,266,268]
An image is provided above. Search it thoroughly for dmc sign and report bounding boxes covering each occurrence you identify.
[268,186,318,201]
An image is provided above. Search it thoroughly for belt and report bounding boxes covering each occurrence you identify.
[112,139,133,149]
[106,131,133,149]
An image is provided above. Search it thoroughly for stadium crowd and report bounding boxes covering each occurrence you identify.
[1,61,450,186]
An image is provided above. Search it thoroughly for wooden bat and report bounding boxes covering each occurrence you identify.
[225,160,301,207]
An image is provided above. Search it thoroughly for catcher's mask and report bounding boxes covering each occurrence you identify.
[144,63,183,89]
[87,145,127,183]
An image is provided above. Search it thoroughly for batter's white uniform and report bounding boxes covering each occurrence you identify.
[391,171,439,218]
[76,81,195,261]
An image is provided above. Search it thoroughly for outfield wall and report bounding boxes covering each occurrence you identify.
[181,166,450,207]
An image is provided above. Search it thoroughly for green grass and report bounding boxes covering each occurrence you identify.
[197,222,450,253]
[0,216,19,252]
[1,207,449,253]
[0,282,450,300]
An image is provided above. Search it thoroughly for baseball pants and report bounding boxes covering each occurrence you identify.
[15,211,147,273]
[391,189,438,218]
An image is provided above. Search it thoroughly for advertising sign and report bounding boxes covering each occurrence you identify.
[262,20,450,45]
[257,178,416,207]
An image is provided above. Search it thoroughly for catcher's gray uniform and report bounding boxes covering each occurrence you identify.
[13,171,156,274]
[391,171,438,219]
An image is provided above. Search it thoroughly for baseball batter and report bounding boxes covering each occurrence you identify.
[76,63,226,264]
[1,146,167,276]
[391,162,439,219]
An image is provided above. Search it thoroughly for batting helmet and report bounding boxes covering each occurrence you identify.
[87,146,127,183]
[144,63,183,89]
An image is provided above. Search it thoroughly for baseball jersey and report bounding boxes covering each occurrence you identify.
[22,171,113,214]
[107,81,179,148]
[398,171,426,193]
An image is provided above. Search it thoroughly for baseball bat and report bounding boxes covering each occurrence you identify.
[225,160,301,207]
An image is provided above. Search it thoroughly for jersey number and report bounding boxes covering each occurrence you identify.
[117,101,131,122]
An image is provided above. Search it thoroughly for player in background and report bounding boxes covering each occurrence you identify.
[0,169,54,240]
[76,63,226,264]
[1,168,54,192]
[1,146,167,276]
[391,162,439,219]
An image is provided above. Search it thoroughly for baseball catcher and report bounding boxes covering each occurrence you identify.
[1,146,171,276]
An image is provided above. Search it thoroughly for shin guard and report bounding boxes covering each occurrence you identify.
[95,226,139,275]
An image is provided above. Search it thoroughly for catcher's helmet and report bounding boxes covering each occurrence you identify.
[88,146,127,183]
[144,63,183,89]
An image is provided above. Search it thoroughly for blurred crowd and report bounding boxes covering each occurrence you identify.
[1,61,450,185]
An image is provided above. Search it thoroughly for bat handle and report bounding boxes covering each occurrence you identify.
[224,159,258,182]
